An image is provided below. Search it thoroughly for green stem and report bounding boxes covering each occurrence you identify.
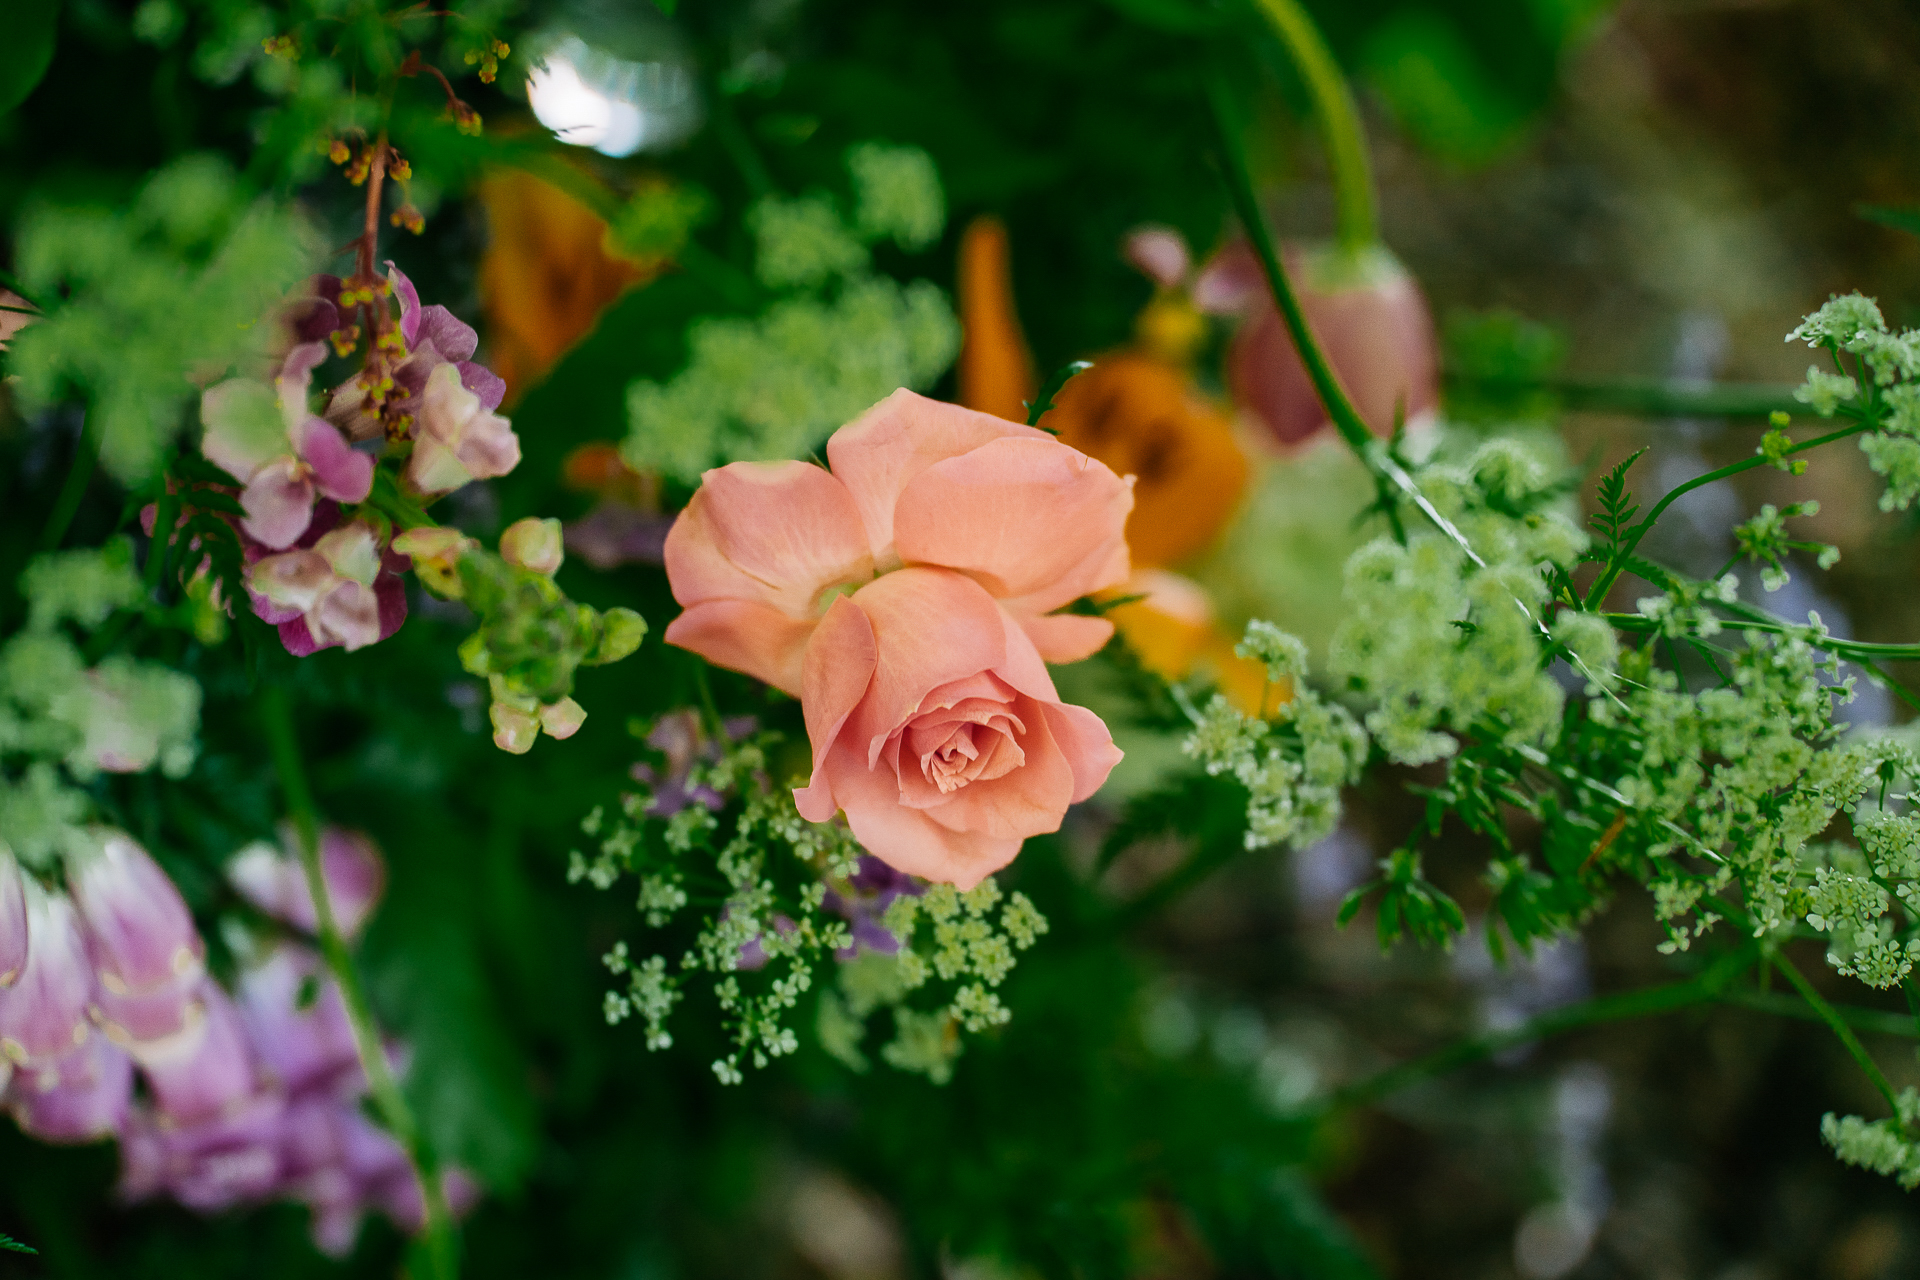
[1603,612,1920,665]
[260,688,459,1280]
[1582,419,1873,610]
[1772,949,1902,1119]
[1719,987,1919,1039]
[1250,0,1377,251]
[1329,946,1758,1112]
[40,411,103,552]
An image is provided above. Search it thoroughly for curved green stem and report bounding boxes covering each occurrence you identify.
[1583,418,1873,610]
[1772,949,1903,1120]
[261,687,459,1280]
[1251,0,1377,251]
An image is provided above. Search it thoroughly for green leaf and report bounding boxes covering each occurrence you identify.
[0,1230,35,1254]
[1856,203,1920,239]
[0,0,60,118]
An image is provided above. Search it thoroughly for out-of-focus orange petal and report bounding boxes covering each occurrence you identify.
[563,442,658,508]
[1105,570,1283,717]
[1047,353,1249,570]
[478,170,653,405]
[956,215,1037,424]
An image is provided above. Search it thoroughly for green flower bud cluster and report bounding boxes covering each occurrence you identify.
[1823,1089,1920,1190]
[1732,502,1838,593]
[1785,293,1920,510]
[451,522,646,755]
[623,143,959,484]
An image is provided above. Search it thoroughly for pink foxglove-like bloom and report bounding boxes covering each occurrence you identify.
[227,827,385,941]
[68,830,206,1053]
[200,342,375,550]
[663,390,1127,887]
[247,519,408,655]
[0,884,99,1071]
[8,1031,133,1143]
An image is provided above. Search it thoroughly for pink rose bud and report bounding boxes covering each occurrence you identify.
[68,830,205,1048]
[227,827,386,940]
[662,389,1127,887]
[0,848,26,987]
[499,516,564,576]
[138,981,258,1125]
[7,1031,133,1143]
[1221,241,1438,447]
[0,885,98,1069]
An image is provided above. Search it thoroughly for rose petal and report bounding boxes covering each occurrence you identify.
[298,419,374,503]
[239,458,317,550]
[665,599,818,697]
[894,435,1133,617]
[278,615,322,656]
[822,735,1023,889]
[844,568,1007,767]
[794,595,879,823]
[915,692,1076,841]
[276,340,330,433]
[1038,700,1124,803]
[825,389,1051,563]
[664,460,874,622]
[1018,612,1115,664]
[375,571,408,642]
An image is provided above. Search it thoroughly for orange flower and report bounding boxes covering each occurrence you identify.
[955,215,1036,424]
[1046,354,1249,570]
[1103,571,1280,717]
[477,170,653,404]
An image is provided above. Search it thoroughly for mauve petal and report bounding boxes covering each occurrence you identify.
[0,850,25,988]
[234,946,359,1095]
[895,436,1133,617]
[794,596,879,823]
[414,304,479,362]
[200,379,288,480]
[844,568,1006,767]
[298,419,374,503]
[229,830,383,939]
[459,362,507,411]
[452,406,521,481]
[664,460,873,621]
[311,580,382,652]
[1123,226,1191,289]
[68,832,203,997]
[278,615,323,656]
[1019,612,1115,664]
[916,693,1076,841]
[239,459,317,550]
[824,737,1022,889]
[9,1034,132,1143]
[1038,701,1124,804]
[140,981,257,1124]
[277,340,329,411]
[149,1091,287,1210]
[375,572,408,643]
[387,262,424,347]
[825,389,1051,563]
[289,294,340,345]
[664,600,816,696]
[0,888,95,1068]
[1191,240,1265,315]
[249,548,334,614]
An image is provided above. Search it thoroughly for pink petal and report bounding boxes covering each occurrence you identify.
[843,568,1007,768]
[278,615,322,656]
[916,692,1076,841]
[664,460,875,622]
[460,361,507,411]
[1191,240,1265,315]
[414,304,479,362]
[248,548,334,613]
[1019,612,1114,663]
[663,599,818,696]
[1038,701,1123,803]
[1123,226,1191,289]
[452,406,521,481]
[822,734,1023,890]
[793,595,879,823]
[239,458,317,550]
[824,389,1052,563]
[387,262,424,347]
[277,340,329,403]
[311,580,382,652]
[298,419,374,503]
[893,436,1132,617]
[0,851,26,988]
[200,379,288,480]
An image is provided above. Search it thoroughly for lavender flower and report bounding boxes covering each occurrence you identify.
[67,830,205,1051]
[633,711,758,816]
[138,981,260,1124]
[825,856,922,959]
[7,1031,132,1143]
[0,884,99,1071]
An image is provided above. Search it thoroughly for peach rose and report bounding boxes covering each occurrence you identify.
[663,389,1133,887]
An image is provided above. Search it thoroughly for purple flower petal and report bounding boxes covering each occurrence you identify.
[277,340,330,400]
[459,362,507,411]
[8,1033,132,1143]
[140,981,258,1125]
[239,459,317,551]
[0,850,25,988]
[228,832,384,940]
[68,831,204,1004]
[278,615,322,656]
[375,570,408,643]
[233,945,360,1096]
[387,262,424,348]
[287,295,341,345]
[414,304,479,363]
[297,418,374,504]
[0,887,98,1068]
[564,504,673,570]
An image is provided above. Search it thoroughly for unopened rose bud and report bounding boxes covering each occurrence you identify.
[500,517,564,576]
[67,830,205,1049]
[0,848,26,988]
[0,885,98,1069]
[8,1032,133,1143]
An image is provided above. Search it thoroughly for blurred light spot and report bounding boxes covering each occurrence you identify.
[526,35,698,158]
